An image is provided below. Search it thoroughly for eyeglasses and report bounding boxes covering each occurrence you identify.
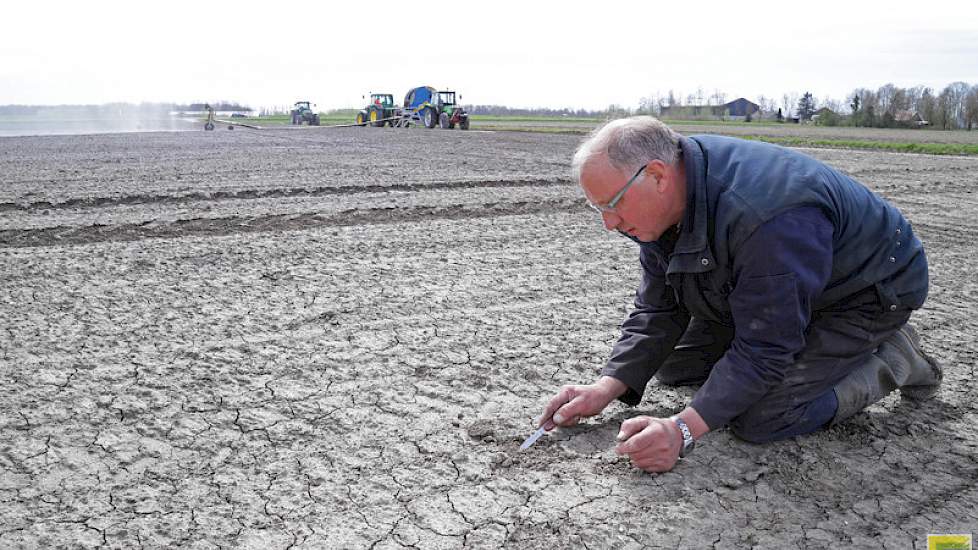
[587,164,647,214]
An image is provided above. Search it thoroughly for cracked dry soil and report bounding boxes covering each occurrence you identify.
[1,127,977,549]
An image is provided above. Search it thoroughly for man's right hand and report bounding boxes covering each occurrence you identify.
[538,376,628,430]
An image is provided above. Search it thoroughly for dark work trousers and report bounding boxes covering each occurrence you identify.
[656,287,913,442]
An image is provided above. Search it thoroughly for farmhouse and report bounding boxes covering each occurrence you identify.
[894,110,929,126]
[660,97,761,121]
[722,98,761,118]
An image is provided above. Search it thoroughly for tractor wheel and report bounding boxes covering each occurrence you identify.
[424,107,437,129]
[312,114,320,126]
[356,113,365,125]
[439,112,450,129]
[459,118,470,130]
[204,122,214,131]
[370,109,384,127]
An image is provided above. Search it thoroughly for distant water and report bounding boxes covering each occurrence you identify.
[0,114,200,137]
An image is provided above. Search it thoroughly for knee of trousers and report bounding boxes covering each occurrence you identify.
[654,352,714,386]
[728,404,794,444]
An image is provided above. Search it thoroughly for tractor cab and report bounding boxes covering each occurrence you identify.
[294,101,312,110]
[371,94,394,107]
[437,92,457,106]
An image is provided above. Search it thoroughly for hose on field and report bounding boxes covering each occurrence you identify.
[213,114,407,131]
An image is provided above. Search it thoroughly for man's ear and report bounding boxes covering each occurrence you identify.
[647,160,669,192]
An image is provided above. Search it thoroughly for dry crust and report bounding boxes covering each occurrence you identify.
[1,127,976,548]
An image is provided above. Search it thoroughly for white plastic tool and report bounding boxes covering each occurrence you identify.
[519,425,548,451]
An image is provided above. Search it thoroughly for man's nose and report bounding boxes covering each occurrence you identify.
[601,211,621,231]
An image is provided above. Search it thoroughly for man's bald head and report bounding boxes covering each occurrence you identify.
[571,116,682,183]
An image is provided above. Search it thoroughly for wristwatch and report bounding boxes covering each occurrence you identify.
[671,416,696,458]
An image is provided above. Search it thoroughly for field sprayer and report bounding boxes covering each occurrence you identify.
[394,86,469,129]
[354,86,470,129]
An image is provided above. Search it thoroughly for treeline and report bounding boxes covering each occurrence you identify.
[0,101,251,115]
[839,83,978,130]
[181,102,251,112]
[634,81,978,130]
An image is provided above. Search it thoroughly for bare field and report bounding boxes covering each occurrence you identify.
[1,127,977,548]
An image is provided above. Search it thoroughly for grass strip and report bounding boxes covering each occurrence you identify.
[473,124,978,155]
[471,115,603,123]
[738,135,978,156]
[219,115,978,156]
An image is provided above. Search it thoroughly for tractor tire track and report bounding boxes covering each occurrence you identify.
[0,178,574,213]
[0,198,585,248]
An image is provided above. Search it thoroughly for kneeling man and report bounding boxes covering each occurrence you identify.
[538,116,942,473]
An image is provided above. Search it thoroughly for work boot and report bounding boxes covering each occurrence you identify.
[831,325,942,425]
[890,325,943,401]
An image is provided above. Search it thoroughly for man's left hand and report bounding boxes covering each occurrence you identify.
[614,416,682,473]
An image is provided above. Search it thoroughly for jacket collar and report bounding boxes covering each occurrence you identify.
[665,136,714,274]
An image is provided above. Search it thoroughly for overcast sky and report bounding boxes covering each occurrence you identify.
[3,0,977,111]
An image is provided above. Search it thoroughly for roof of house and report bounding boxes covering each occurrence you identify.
[894,110,923,122]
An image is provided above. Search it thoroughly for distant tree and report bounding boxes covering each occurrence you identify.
[637,96,658,115]
[864,105,877,128]
[605,104,631,119]
[881,110,896,128]
[781,93,799,119]
[942,81,972,129]
[756,95,775,118]
[761,95,778,116]
[907,85,926,113]
[850,88,878,127]
[891,87,909,115]
[666,89,679,107]
[876,83,897,116]
[815,109,842,126]
[710,89,727,106]
[796,92,816,121]
[965,85,978,130]
[917,87,937,125]
[823,98,845,115]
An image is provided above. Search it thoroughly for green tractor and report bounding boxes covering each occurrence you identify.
[290,101,320,126]
[433,90,469,130]
[401,87,469,129]
[356,93,397,127]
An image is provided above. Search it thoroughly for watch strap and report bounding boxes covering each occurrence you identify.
[671,416,695,457]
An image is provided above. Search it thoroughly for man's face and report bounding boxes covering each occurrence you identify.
[579,155,678,243]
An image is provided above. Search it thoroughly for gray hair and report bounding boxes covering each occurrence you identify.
[571,116,681,182]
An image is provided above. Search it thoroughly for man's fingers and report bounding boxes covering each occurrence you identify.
[615,419,670,454]
[615,416,652,444]
[553,397,586,427]
[632,457,673,473]
[538,386,576,428]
